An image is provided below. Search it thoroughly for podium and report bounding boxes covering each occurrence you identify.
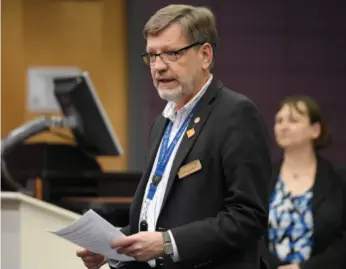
[1,192,109,269]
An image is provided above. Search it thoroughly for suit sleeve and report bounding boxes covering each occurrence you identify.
[120,225,130,236]
[300,170,346,269]
[170,99,272,262]
[108,226,131,269]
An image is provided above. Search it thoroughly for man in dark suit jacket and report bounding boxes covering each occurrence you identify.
[77,4,271,269]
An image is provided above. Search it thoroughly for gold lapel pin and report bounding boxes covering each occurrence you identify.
[186,128,195,138]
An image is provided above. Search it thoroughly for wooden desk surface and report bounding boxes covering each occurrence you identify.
[62,196,133,204]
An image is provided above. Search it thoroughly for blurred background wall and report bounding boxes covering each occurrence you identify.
[127,0,346,170]
[1,0,128,171]
[2,0,345,172]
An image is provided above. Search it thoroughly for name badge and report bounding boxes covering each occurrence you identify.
[177,160,202,179]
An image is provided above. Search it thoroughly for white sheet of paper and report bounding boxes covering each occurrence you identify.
[48,209,134,262]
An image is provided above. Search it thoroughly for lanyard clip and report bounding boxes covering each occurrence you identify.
[152,175,162,186]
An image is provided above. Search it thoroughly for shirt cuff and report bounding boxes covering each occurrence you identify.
[167,230,180,262]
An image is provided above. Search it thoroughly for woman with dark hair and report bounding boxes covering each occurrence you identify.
[263,95,346,269]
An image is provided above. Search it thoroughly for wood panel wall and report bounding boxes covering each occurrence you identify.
[1,0,128,171]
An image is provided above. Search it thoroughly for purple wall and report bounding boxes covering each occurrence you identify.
[211,1,346,163]
[128,0,346,169]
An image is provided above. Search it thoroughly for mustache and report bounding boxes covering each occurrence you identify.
[155,76,175,80]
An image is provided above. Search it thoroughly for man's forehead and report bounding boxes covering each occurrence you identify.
[146,24,188,51]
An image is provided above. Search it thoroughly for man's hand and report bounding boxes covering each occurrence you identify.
[278,264,300,269]
[111,232,164,262]
[76,247,107,269]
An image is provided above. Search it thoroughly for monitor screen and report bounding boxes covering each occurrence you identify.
[53,72,123,156]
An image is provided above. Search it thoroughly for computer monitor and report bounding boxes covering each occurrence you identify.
[53,72,123,156]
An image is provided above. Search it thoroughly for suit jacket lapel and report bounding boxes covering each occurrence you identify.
[131,116,169,232]
[311,157,332,213]
[159,79,223,215]
[147,116,170,171]
[310,157,334,243]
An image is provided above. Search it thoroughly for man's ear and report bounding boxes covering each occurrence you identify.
[201,43,213,70]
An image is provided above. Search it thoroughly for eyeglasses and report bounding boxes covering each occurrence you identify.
[141,42,205,66]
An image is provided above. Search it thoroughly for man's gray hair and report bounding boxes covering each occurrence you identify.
[143,5,218,67]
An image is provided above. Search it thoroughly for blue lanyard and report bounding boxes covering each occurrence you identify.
[146,105,197,200]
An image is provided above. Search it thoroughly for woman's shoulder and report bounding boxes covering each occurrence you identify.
[332,163,346,178]
[317,155,346,183]
[334,163,346,187]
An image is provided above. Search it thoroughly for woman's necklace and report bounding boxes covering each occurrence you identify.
[292,173,300,180]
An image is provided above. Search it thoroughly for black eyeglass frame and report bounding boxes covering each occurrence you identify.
[141,41,207,66]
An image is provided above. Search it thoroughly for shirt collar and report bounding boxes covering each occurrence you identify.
[162,74,213,122]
